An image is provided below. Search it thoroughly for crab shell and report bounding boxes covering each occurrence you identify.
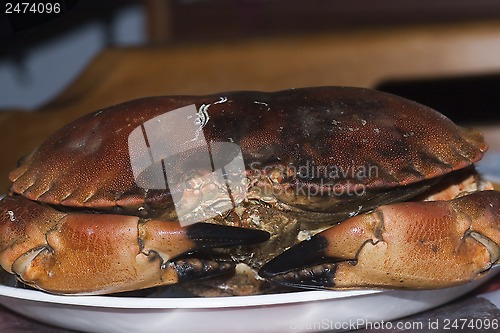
[8,87,486,214]
[1,86,498,295]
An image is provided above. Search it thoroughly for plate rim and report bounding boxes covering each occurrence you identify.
[1,264,498,310]
[0,283,382,309]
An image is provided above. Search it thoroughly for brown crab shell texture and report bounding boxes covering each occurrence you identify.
[9,87,487,212]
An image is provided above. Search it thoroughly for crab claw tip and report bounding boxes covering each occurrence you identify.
[259,234,338,289]
[261,263,338,290]
[186,223,270,249]
[173,258,235,283]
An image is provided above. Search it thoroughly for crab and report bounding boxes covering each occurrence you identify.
[0,86,499,295]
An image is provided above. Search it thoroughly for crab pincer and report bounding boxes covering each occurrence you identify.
[260,190,500,290]
[0,195,269,295]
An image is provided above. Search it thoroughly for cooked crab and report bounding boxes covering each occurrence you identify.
[0,86,499,295]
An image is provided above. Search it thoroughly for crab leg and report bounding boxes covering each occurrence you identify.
[0,195,269,295]
[260,190,500,290]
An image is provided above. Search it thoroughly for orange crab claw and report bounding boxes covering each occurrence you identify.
[260,190,500,290]
[0,195,269,295]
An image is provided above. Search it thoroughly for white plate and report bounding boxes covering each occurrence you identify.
[0,266,498,333]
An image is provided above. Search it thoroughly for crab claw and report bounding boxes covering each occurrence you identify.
[0,195,269,295]
[140,219,270,286]
[260,190,500,290]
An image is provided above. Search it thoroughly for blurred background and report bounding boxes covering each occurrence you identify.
[2,0,500,190]
[1,0,500,116]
